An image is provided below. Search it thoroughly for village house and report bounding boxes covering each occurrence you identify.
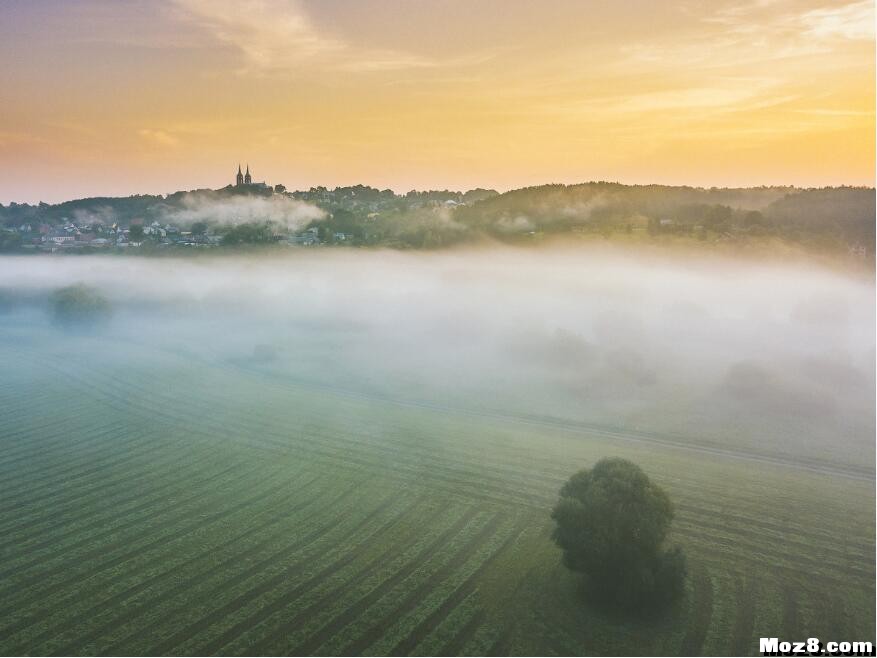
[47,229,75,244]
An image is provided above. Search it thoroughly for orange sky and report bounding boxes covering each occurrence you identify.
[0,0,873,203]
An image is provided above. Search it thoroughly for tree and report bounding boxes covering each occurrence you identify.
[0,231,22,252]
[49,284,111,326]
[190,221,208,235]
[551,457,686,612]
[128,224,144,241]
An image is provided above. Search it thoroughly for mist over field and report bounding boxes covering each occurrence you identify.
[1,246,874,655]
[1,0,874,650]
[1,246,872,472]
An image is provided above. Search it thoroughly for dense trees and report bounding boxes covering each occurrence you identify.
[0,231,22,252]
[765,187,875,248]
[551,458,686,613]
[453,183,873,251]
[220,222,276,246]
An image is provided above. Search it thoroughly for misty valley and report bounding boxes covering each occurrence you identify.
[0,247,873,655]
[2,0,874,654]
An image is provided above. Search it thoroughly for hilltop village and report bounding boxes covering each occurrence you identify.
[0,166,498,252]
[0,169,873,259]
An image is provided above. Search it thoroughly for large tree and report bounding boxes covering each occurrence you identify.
[49,284,111,327]
[551,457,686,612]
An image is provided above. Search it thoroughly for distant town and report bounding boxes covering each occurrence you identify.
[0,165,499,252]
[0,168,873,259]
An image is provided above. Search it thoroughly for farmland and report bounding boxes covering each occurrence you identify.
[0,325,873,655]
[0,250,874,656]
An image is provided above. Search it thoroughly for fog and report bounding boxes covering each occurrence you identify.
[161,194,326,229]
[1,246,873,472]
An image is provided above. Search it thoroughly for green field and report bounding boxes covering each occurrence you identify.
[0,327,873,656]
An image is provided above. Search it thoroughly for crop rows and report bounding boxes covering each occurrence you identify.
[0,334,873,655]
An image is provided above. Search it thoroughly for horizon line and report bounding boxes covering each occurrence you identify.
[3,178,875,207]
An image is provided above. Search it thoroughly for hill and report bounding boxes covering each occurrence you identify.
[1,182,873,258]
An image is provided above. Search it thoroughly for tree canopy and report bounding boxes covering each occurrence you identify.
[551,457,686,612]
[220,222,276,246]
[49,284,111,326]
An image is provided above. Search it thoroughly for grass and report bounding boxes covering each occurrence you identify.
[0,328,873,656]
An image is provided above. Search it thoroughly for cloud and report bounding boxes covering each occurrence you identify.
[594,0,874,140]
[793,108,875,117]
[169,0,436,74]
[799,1,874,41]
[535,82,796,125]
[624,0,873,74]
[138,129,180,147]
[0,131,48,149]
[597,87,765,114]
[705,0,874,47]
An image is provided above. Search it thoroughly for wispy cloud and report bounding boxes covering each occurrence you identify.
[628,0,873,72]
[706,0,874,43]
[0,131,47,148]
[799,0,874,41]
[793,108,875,117]
[601,87,765,113]
[605,0,873,133]
[170,0,437,74]
[138,129,180,147]
[528,77,796,123]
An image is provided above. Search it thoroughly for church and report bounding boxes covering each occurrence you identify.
[235,164,252,186]
[231,164,275,191]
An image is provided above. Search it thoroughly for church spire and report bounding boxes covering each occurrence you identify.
[236,164,244,186]
[244,164,252,185]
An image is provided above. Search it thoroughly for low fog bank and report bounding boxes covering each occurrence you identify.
[162,194,326,230]
[0,246,873,469]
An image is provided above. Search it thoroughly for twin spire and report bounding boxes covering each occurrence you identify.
[235,163,252,186]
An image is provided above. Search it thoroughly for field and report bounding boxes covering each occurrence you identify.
[0,317,873,657]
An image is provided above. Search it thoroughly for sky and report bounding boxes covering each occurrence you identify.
[0,0,874,203]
